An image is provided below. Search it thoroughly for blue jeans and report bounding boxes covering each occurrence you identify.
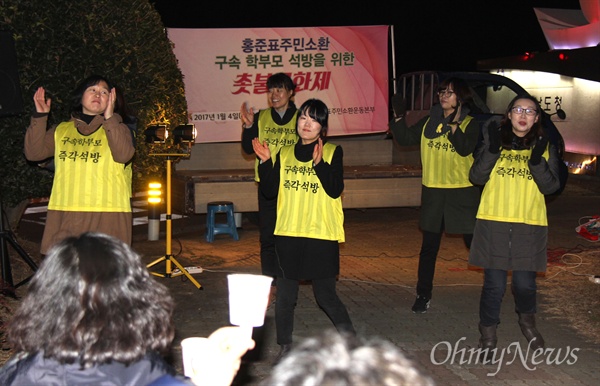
[479,269,537,326]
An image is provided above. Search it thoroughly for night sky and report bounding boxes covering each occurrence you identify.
[149,0,583,74]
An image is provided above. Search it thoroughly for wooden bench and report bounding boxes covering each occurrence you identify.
[172,134,423,214]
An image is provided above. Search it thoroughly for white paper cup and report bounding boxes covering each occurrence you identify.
[181,337,212,379]
[227,273,273,327]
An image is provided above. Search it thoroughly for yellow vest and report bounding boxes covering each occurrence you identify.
[48,121,132,212]
[274,143,345,242]
[477,147,549,225]
[254,109,298,181]
[421,116,474,188]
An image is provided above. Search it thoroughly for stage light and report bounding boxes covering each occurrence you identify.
[148,182,162,241]
[145,133,202,289]
[144,125,168,143]
[148,182,162,204]
[172,124,197,143]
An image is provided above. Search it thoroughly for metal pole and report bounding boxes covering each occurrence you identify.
[390,25,397,94]
[165,157,172,274]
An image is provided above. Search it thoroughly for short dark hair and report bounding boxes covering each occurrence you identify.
[438,77,473,108]
[71,74,113,114]
[264,330,434,385]
[7,232,175,368]
[298,98,329,137]
[266,72,296,92]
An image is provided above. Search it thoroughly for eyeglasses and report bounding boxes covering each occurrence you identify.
[511,106,538,116]
[437,90,455,97]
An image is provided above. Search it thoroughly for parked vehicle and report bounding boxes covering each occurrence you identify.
[394,70,568,193]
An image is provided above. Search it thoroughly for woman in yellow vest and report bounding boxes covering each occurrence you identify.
[252,98,354,364]
[241,73,299,281]
[24,75,135,255]
[469,94,562,359]
[389,77,481,313]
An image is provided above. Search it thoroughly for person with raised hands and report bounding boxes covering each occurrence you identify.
[252,98,354,364]
[469,94,561,359]
[24,75,135,256]
[389,77,481,313]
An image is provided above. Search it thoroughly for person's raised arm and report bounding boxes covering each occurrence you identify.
[24,87,55,161]
[33,86,51,113]
[314,142,344,198]
[101,86,134,163]
[389,115,427,147]
[241,102,259,154]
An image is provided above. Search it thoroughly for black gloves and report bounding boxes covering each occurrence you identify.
[530,135,549,165]
[487,124,502,154]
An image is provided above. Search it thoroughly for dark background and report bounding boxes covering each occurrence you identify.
[150,0,582,75]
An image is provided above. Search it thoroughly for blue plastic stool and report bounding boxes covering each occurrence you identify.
[205,201,239,242]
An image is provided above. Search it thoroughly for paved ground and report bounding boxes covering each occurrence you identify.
[10,175,600,385]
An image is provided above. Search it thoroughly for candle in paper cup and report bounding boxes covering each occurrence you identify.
[181,337,213,379]
[227,273,273,327]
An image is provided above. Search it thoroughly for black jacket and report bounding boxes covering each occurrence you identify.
[0,351,183,386]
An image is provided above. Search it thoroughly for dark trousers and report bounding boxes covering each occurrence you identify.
[275,276,354,345]
[258,188,277,277]
[479,269,537,326]
[416,230,473,298]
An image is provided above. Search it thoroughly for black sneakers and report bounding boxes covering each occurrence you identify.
[411,295,430,313]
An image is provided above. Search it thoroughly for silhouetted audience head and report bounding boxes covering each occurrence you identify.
[263,330,435,386]
[6,232,175,367]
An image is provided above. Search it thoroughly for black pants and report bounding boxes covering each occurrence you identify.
[258,188,277,277]
[416,230,473,298]
[275,276,354,345]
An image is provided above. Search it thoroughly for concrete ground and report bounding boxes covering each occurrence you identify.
[10,174,600,385]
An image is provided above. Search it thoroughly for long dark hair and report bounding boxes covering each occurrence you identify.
[499,94,543,149]
[7,233,175,367]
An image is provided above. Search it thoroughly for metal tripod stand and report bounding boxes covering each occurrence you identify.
[1,199,38,297]
[146,154,202,289]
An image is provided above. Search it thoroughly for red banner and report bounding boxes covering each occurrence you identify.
[168,26,390,143]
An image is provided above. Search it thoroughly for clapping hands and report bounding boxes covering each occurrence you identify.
[252,138,271,163]
[312,137,323,165]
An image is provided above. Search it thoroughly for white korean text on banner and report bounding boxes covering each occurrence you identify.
[167,26,390,143]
